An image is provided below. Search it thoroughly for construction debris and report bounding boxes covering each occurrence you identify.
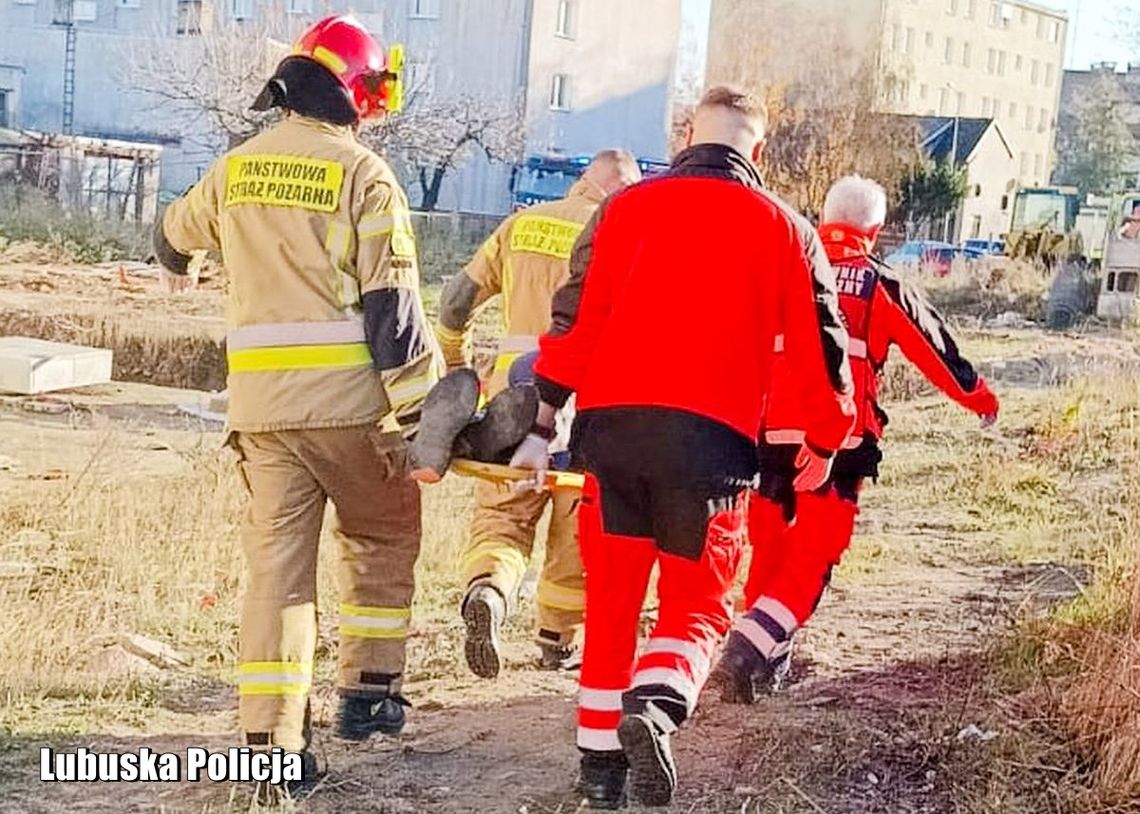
[0,337,112,395]
[117,633,191,669]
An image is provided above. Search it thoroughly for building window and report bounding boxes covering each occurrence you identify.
[939,86,949,114]
[1008,101,1017,118]
[1045,63,1055,87]
[956,91,965,114]
[1015,53,1023,71]
[966,0,976,17]
[177,0,205,34]
[1020,7,1028,24]
[286,0,309,14]
[1048,20,1060,43]
[962,42,971,68]
[905,27,914,54]
[925,30,934,48]
[1031,59,1040,85]
[229,0,253,21]
[987,48,996,74]
[69,0,97,21]
[997,50,1007,75]
[1036,15,1045,38]
[550,73,570,111]
[990,1,1011,27]
[1038,107,1048,133]
[1034,154,1043,178]
[117,0,142,8]
[1025,104,1034,129]
[981,96,990,116]
[944,37,953,64]
[919,83,928,100]
[408,60,436,99]
[0,90,8,128]
[555,0,575,38]
[409,0,440,20]
[1020,152,1028,175]
[946,0,957,14]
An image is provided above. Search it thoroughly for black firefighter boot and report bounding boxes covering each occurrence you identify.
[709,630,790,705]
[336,692,412,740]
[408,369,481,482]
[462,583,507,679]
[578,749,629,809]
[251,706,324,805]
[617,709,678,808]
[454,384,539,464]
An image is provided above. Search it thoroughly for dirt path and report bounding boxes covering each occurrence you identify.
[3,325,1129,813]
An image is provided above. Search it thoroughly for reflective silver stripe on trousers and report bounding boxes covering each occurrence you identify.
[227,320,367,350]
[498,334,539,355]
[772,334,867,359]
[764,429,866,450]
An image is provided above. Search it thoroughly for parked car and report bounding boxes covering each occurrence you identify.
[884,241,959,276]
[962,238,1005,257]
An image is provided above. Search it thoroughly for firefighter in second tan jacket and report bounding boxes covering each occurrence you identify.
[434,150,642,678]
[154,16,438,794]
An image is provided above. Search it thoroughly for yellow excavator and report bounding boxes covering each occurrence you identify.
[1004,186,1085,268]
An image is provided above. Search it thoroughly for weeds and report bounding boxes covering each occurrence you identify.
[0,185,149,265]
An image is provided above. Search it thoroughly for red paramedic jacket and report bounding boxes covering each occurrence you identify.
[763,221,998,453]
[533,144,856,454]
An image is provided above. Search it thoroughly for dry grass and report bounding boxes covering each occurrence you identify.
[921,257,1051,322]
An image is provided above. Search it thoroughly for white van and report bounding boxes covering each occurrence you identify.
[1096,194,1140,323]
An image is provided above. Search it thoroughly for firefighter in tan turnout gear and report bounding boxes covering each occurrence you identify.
[433,151,642,678]
[154,16,437,790]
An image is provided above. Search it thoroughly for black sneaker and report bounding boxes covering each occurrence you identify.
[618,713,677,807]
[709,631,780,705]
[254,749,322,805]
[539,641,581,671]
[578,750,628,810]
[462,584,506,679]
[408,369,480,482]
[455,384,539,464]
[335,693,411,740]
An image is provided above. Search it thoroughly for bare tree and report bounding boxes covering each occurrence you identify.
[122,20,291,152]
[366,93,525,211]
[703,4,922,215]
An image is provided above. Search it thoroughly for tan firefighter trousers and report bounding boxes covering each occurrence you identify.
[230,426,421,751]
[460,481,583,646]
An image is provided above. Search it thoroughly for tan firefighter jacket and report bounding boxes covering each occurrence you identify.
[161,116,438,434]
[436,178,604,394]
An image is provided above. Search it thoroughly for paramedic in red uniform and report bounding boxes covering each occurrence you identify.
[511,86,856,809]
[713,175,1000,703]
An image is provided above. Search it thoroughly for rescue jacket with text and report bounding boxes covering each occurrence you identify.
[436,179,604,396]
[762,221,998,465]
[534,144,856,453]
[158,116,438,434]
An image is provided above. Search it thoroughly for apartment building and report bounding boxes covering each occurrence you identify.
[706,0,1067,188]
[0,0,680,213]
[1057,63,1140,188]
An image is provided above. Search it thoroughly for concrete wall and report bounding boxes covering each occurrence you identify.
[960,123,1017,241]
[525,0,679,160]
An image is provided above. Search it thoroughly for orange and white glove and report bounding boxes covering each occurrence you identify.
[793,444,834,492]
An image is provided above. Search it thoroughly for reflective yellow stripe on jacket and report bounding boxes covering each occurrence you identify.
[227,320,372,374]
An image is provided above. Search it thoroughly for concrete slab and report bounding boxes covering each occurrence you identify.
[0,337,113,394]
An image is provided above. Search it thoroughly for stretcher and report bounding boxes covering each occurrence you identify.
[449,459,585,492]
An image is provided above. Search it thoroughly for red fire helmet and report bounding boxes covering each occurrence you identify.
[291,15,404,119]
